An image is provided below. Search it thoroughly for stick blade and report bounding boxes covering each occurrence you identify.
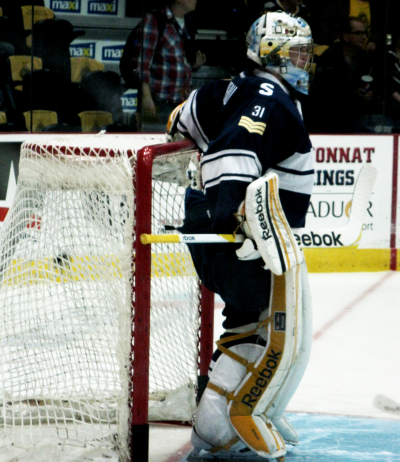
[349,164,377,226]
[373,394,400,415]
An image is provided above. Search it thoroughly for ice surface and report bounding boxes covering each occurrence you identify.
[1,271,399,461]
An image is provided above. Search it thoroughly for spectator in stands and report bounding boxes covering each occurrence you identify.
[0,42,14,118]
[307,0,386,49]
[121,0,206,132]
[0,1,26,55]
[0,42,26,130]
[386,33,400,129]
[0,42,14,64]
[306,16,382,133]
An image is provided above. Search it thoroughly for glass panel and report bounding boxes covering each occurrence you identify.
[0,1,395,134]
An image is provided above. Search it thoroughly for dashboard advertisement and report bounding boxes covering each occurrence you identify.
[45,0,125,17]
[308,135,395,249]
[0,135,398,253]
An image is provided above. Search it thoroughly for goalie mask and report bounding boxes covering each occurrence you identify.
[246,11,313,94]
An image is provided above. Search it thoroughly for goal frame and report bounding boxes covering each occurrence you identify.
[132,139,215,462]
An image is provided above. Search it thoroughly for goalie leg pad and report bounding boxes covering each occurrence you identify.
[193,343,268,454]
[193,341,286,459]
[244,172,303,275]
[268,414,299,445]
[267,258,312,444]
[227,264,301,456]
[193,264,303,459]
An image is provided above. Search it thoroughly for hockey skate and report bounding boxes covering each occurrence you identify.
[186,334,287,462]
[187,426,285,461]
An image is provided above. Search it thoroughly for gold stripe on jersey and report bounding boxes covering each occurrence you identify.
[238,116,266,135]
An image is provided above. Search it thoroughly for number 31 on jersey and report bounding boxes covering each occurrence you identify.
[252,106,265,118]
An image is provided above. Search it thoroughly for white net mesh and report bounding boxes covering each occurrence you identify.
[0,135,202,458]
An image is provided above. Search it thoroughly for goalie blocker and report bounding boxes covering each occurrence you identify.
[237,172,303,276]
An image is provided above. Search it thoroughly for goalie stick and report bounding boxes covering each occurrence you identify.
[141,164,377,249]
[373,394,400,416]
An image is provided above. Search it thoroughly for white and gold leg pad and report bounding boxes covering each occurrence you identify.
[193,262,306,460]
[267,258,313,445]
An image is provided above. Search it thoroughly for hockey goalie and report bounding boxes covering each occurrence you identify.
[167,11,314,461]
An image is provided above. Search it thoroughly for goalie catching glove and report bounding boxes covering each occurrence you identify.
[235,172,303,276]
[165,102,187,142]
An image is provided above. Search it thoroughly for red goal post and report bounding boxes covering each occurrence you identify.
[0,135,215,462]
[133,139,215,461]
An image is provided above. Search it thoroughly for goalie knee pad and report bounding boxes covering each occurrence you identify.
[192,262,309,459]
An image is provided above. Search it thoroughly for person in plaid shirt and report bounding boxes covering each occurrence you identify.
[133,0,206,131]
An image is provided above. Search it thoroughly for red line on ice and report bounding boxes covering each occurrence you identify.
[313,271,394,341]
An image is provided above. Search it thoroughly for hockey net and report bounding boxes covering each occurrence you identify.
[0,134,213,460]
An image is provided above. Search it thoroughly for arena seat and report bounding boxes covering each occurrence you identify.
[78,110,113,133]
[21,5,54,31]
[9,55,42,91]
[23,109,57,132]
[71,57,105,84]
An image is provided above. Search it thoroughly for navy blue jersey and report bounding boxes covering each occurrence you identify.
[178,69,314,232]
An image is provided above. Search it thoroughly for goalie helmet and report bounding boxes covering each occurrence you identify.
[246,11,313,94]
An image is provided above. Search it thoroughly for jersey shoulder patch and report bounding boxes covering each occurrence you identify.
[238,115,267,135]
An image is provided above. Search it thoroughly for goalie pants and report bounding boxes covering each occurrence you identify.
[181,188,271,330]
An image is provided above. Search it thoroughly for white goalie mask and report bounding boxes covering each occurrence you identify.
[246,11,313,94]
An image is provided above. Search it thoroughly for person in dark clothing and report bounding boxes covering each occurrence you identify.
[167,11,314,461]
[306,0,386,48]
[307,17,381,133]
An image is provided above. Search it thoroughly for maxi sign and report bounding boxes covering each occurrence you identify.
[70,42,96,58]
[102,44,124,62]
[46,0,124,17]
[69,40,125,64]
[50,0,81,13]
[87,0,117,15]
